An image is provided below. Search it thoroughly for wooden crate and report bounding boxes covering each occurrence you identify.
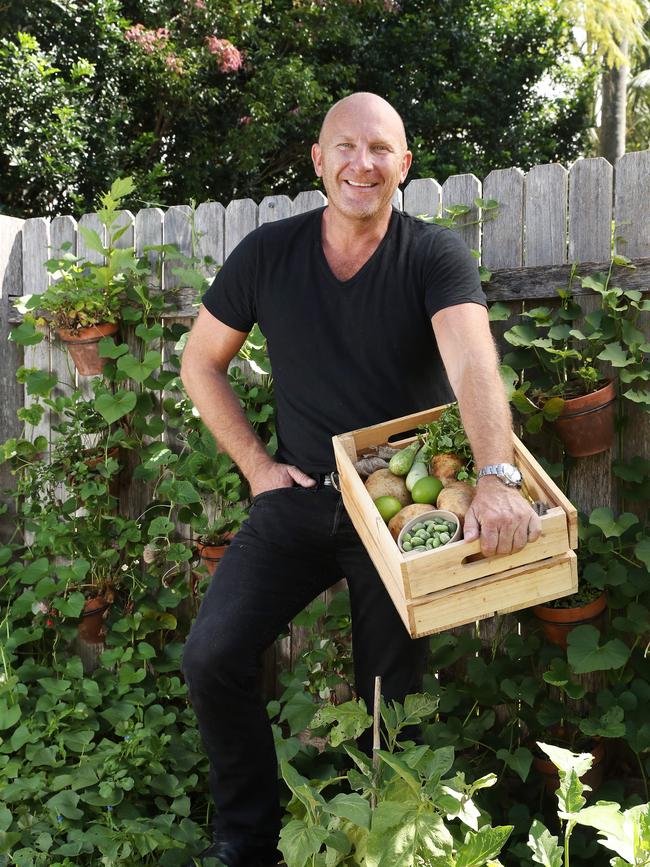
[332,404,578,638]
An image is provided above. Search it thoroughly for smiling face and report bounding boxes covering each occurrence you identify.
[311,93,412,223]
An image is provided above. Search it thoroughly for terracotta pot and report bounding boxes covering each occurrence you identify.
[533,737,605,796]
[67,446,121,497]
[196,540,230,573]
[533,592,607,649]
[77,595,111,644]
[552,379,616,457]
[55,322,119,376]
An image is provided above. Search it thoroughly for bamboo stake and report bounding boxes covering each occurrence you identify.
[371,675,381,810]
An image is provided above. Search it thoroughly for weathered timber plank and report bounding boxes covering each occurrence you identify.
[478,160,528,691]
[49,216,78,508]
[525,163,568,266]
[392,188,403,210]
[403,178,441,220]
[77,213,105,265]
[614,150,650,490]
[567,158,615,513]
[441,173,481,253]
[482,167,524,270]
[292,190,327,215]
[259,195,292,225]
[135,208,164,289]
[0,216,24,541]
[194,201,225,286]
[225,199,257,259]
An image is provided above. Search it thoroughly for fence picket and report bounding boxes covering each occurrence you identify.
[441,173,481,253]
[77,213,105,265]
[403,178,441,220]
[525,164,568,266]
[482,168,524,271]
[49,216,79,505]
[615,151,650,495]
[292,190,327,215]
[566,158,615,515]
[259,195,293,225]
[0,216,24,542]
[225,199,258,259]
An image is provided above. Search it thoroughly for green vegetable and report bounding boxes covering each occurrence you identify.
[405,445,429,491]
[439,532,451,544]
[389,441,421,477]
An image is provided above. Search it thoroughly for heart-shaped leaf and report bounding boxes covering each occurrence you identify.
[94,390,137,423]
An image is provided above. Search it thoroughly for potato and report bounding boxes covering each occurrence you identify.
[387,504,432,541]
[365,469,410,507]
[430,453,464,486]
[436,480,475,525]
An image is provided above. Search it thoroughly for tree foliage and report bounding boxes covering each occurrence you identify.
[0,0,595,218]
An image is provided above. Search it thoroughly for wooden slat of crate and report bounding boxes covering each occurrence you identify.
[408,551,577,638]
[403,506,569,599]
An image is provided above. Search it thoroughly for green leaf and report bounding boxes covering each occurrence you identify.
[98,338,129,358]
[635,537,650,570]
[135,323,164,342]
[94,389,137,423]
[403,692,439,722]
[366,804,452,866]
[46,790,83,820]
[496,747,533,782]
[117,350,162,383]
[0,700,21,731]
[376,750,421,796]
[78,225,106,255]
[312,699,372,745]
[489,302,511,322]
[456,825,513,867]
[280,690,317,735]
[10,321,44,346]
[323,793,371,830]
[23,369,58,396]
[567,625,630,674]
[527,819,563,867]
[597,341,635,367]
[588,507,638,538]
[279,819,329,867]
[19,558,49,584]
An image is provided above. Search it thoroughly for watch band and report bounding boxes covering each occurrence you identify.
[477,463,523,487]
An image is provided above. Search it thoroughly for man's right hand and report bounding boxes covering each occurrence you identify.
[248,462,317,498]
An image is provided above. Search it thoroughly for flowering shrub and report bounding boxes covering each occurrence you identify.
[124,24,171,54]
[204,36,243,73]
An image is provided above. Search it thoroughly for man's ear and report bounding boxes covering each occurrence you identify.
[311,143,323,177]
[400,150,413,184]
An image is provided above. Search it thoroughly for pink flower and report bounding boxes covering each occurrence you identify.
[205,36,243,73]
[239,115,252,125]
[165,53,183,73]
[124,23,170,54]
[194,0,206,7]
[290,106,300,115]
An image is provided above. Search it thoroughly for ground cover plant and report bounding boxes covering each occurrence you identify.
[1,181,650,865]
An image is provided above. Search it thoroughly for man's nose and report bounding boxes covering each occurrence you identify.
[349,146,374,172]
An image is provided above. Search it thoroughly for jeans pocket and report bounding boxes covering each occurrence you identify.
[251,486,295,505]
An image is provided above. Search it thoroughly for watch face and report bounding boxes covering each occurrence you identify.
[502,465,522,484]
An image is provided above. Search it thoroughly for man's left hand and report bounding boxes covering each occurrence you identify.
[462,476,542,556]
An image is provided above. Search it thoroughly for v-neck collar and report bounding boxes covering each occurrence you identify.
[314,206,398,288]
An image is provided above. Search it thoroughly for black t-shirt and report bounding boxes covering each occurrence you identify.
[202,206,487,472]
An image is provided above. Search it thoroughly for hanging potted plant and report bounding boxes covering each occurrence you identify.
[192,507,248,574]
[501,259,648,457]
[21,178,141,376]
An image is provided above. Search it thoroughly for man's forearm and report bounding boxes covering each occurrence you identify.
[453,349,514,470]
[181,363,272,483]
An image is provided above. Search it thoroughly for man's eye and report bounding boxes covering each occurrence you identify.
[338,143,352,149]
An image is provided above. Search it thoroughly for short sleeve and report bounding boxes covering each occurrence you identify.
[201,228,259,332]
[422,227,487,318]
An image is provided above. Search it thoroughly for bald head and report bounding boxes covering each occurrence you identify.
[319,92,408,151]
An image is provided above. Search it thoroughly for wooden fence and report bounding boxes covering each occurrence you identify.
[1,152,649,699]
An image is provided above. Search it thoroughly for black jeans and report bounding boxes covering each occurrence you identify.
[181,485,428,846]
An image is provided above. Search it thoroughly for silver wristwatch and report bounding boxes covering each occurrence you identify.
[477,462,523,488]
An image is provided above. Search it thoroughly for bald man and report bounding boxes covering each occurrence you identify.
[180,92,540,866]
